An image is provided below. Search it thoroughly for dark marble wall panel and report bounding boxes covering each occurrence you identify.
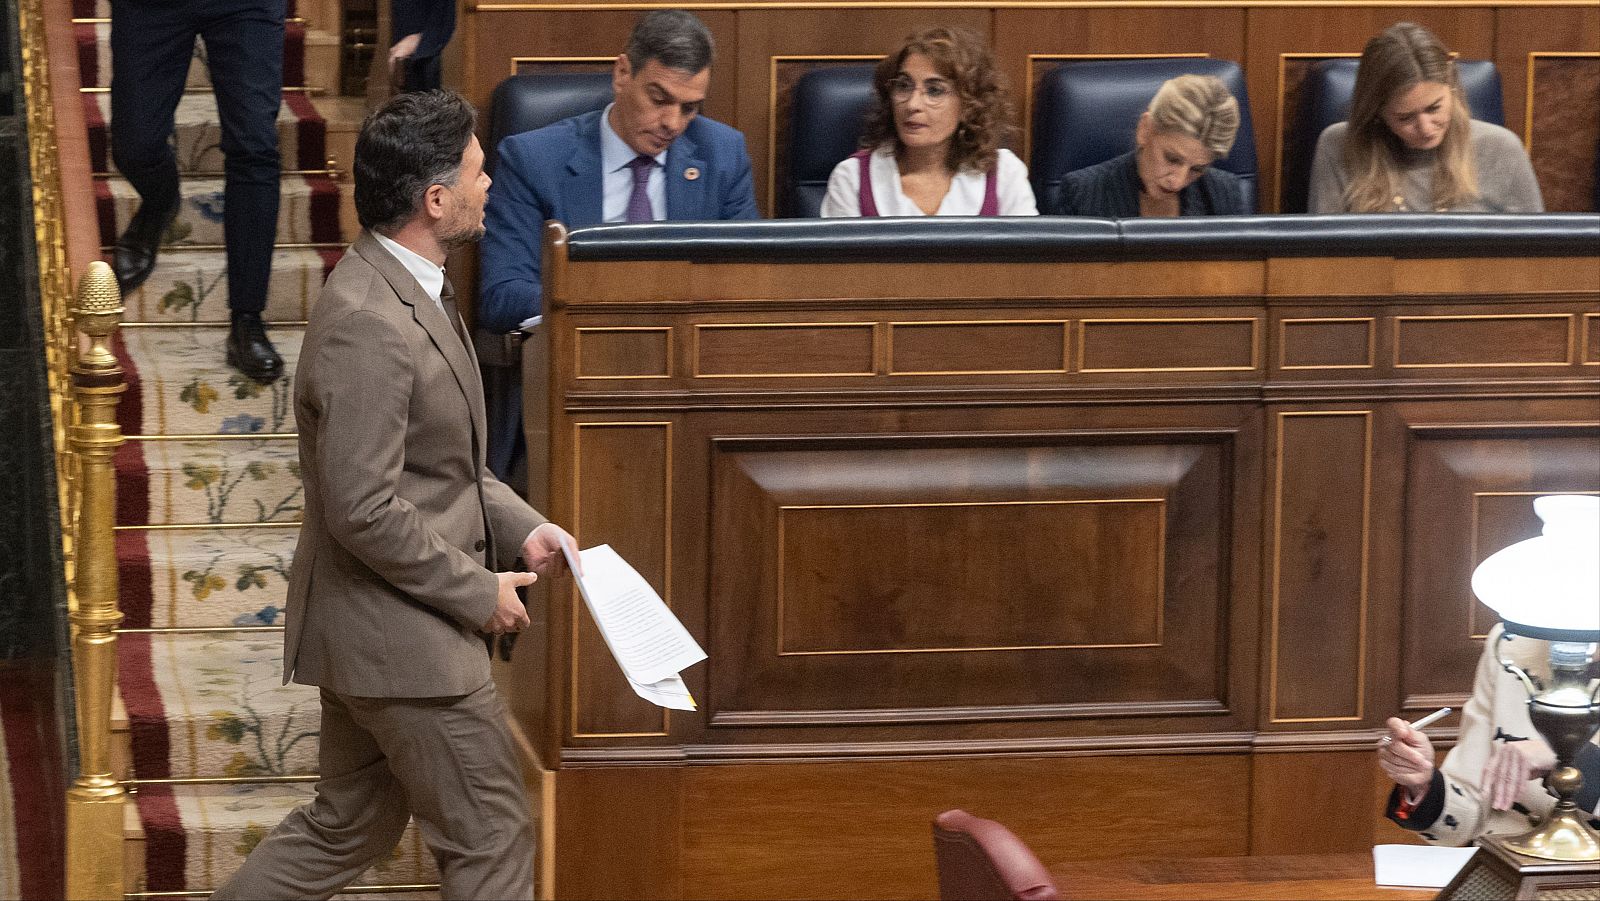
[0,0,69,662]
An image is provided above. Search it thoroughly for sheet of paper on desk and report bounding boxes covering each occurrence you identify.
[562,542,707,702]
[1372,844,1478,888]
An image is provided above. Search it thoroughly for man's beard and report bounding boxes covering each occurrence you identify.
[439,221,486,253]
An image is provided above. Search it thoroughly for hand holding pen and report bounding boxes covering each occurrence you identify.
[1378,707,1450,803]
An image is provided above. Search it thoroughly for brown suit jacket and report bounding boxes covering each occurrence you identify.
[284,231,545,697]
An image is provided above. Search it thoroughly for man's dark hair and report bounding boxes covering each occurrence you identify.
[624,10,714,74]
[354,90,477,234]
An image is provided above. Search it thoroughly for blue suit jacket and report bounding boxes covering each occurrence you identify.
[478,109,759,334]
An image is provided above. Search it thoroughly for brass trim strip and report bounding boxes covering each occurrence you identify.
[1268,410,1372,724]
[766,54,882,215]
[569,421,674,739]
[103,242,344,252]
[96,170,335,179]
[115,521,303,531]
[125,433,298,441]
[127,886,441,899]
[1077,316,1261,373]
[72,15,308,22]
[117,625,285,635]
[121,774,316,786]
[1023,53,1208,165]
[82,85,320,94]
[1524,52,1600,155]
[119,321,309,328]
[1277,317,1377,370]
[886,319,1071,376]
[775,498,1167,656]
[1392,313,1575,369]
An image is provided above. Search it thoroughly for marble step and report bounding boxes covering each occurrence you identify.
[117,325,302,438]
[125,781,440,895]
[85,92,328,176]
[117,632,318,780]
[97,174,341,249]
[118,526,297,630]
[75,22,307,92]
[115,437,303,527]
[118,247,337,325]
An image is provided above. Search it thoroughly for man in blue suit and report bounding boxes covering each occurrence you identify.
[478,9,758,484]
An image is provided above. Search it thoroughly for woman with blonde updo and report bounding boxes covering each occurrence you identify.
[1048,74,1246,217]
[1308,22,1542,213]
[821,26,1037,217]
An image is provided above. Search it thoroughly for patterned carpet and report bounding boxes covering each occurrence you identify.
[76,3,441,894]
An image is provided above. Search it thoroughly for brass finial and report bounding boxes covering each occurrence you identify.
[73,261,123,371]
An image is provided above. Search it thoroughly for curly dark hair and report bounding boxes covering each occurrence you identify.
[859,26,1015,173]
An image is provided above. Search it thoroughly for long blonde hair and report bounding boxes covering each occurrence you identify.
[1342,22,1477,212]
[1147,74,1239,159]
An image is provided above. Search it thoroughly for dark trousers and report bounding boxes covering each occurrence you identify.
[110,0,284,313]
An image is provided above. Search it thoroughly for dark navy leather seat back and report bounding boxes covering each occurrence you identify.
[1280,58,1503,212]
[785,65,877,217]
[485,72,614,177]
[1030,57,1258,213]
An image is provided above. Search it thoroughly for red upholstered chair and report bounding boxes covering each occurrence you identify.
[932,809,1063,901]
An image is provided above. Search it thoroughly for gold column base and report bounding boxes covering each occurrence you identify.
[65,781,127,901]
[1501,805,1600,862]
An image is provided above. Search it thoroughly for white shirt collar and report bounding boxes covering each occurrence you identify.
[599,103,668,174]
[373,231,446,311]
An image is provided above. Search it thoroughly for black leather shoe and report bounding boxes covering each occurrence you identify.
[226,313,284,384]
[112,201,178,295]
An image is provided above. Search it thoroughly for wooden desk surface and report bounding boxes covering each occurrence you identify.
[1052,852,1437,901]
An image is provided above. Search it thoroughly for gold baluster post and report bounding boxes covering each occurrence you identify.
[65,261,127,901]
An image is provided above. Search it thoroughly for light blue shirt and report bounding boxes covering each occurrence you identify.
[599,103,667,223]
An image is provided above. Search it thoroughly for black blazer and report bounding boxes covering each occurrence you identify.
[1046,150,1247,218]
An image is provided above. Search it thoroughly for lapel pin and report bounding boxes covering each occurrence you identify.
[684,167,700,181]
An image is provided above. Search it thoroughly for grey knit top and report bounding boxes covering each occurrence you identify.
[1308,119,1544,214]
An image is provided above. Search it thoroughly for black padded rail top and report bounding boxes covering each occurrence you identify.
[561,214,1600,264]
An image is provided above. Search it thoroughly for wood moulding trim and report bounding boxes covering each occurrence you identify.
[560,731,1261,766]
[711,697,1223,727]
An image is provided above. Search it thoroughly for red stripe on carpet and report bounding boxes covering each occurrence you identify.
[282,22,305,89]
[74,22,98,91]
[116,635,171,782]
[82,93,107,173]
[94,177,116,248]
[111,329,151,529]
[0,663,67,901]
[283,92,327,172]
[117,528,156,630]
[307,175,342,245]
[134,784,188,891]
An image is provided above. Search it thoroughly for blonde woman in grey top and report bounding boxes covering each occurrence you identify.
[1308,22,1543,213]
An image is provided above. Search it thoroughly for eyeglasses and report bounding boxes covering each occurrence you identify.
[888,76,953,108]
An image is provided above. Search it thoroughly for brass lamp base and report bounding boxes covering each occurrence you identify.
[1502,805,1600,862]
[1436,835,1600,901]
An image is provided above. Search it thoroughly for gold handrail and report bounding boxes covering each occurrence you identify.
[64,263,127,901]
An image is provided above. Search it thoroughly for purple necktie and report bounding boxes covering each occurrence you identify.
[625,155,656,223]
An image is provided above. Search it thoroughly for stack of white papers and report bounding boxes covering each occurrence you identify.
[562,543,707,710]
[1372,844,1477,888]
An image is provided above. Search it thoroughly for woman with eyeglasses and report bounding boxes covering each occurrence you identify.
[1047,74,1246,218]
[821,27,1037,217]
[1308,22,1542,213]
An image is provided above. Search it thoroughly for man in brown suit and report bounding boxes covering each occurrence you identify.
[212,90,574,901]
